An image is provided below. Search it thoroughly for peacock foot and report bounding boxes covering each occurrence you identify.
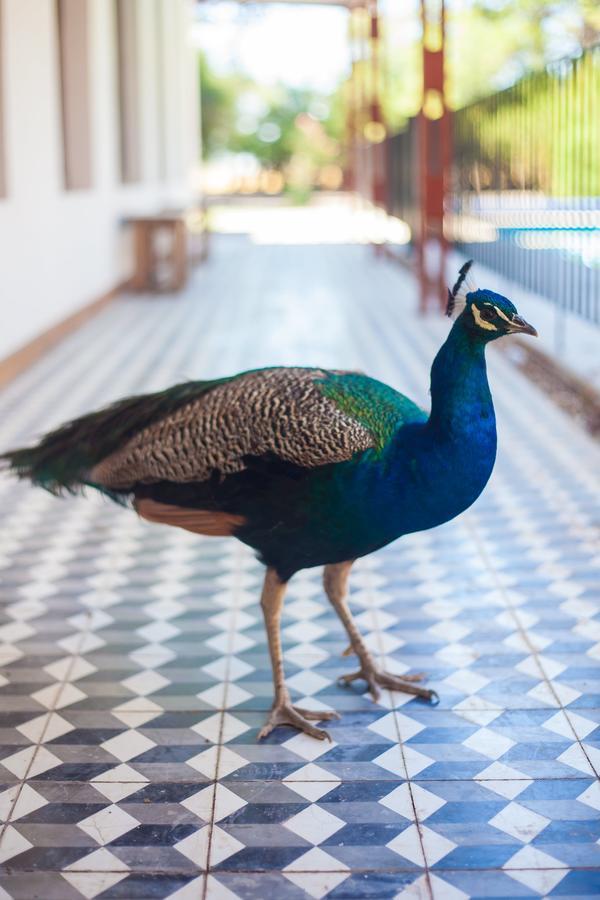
[338,664,439,704]
[258,701,340,741]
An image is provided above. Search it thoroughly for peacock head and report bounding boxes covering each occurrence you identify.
[446,261,537,340]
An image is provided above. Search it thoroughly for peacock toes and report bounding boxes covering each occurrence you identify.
[324,562,439,705]
[258,568,340,742]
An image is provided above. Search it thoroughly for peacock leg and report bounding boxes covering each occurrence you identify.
[257,568,339,741]
[324,562,438,704]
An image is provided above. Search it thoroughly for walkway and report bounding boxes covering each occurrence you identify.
[0,228,599,900]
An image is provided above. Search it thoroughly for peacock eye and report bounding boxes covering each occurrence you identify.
[479,307,495,322]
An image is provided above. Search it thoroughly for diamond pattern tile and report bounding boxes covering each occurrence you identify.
[0,238,599,898]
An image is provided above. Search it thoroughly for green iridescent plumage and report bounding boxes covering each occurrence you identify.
[316,372,426,452]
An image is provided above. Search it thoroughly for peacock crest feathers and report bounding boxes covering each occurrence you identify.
[446,260,477,318]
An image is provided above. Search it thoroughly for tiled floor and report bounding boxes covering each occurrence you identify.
[0,233,599,900]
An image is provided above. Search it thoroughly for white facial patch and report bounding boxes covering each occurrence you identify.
[471,305,498,331]
[490,304,514,325]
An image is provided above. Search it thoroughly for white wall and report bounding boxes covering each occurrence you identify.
[0,0,199,360]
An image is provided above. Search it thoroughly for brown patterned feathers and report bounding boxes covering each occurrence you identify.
[0,376,233,496]
[0,368,376,498]
[90,368,375,489]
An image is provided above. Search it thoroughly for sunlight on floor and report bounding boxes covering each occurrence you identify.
[208,195,412,247]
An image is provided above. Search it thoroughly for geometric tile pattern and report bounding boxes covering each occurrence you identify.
[1,238,599,898]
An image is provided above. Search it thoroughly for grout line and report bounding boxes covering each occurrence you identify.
[1,861,595,872]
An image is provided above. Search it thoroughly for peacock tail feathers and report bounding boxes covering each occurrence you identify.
[0,376,234,496]
[1,366,428,499]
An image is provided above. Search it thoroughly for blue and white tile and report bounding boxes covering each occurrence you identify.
[1,238,599,898]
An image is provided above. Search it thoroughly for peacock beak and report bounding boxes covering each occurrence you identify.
[509,315,537,337]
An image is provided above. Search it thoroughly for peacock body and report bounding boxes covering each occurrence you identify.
[1,267,536,739]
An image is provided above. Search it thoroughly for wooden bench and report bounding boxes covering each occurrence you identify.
[127,212,194,293]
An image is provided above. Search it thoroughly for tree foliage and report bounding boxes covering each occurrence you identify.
[199,52,342,174]
[198,1,598,178]
[454,46,599,197]
[448,0,600,107]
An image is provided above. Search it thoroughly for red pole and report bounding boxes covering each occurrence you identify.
[345,10,357,193]
[369,0,386,209]
[348,8,365,202]
[357,6,369,204]
[418,0,450,313]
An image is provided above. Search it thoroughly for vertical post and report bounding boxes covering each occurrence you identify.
[345,11,356,193]
[368,0,386,209]
[418,0,451,312]
[347,7,364,200]
[356,5,369,205]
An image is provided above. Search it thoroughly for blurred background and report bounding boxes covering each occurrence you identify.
[0,0,598,412]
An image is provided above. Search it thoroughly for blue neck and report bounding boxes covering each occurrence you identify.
[333,318,498,553]
[427,318,494,438]
[380,317,498,536]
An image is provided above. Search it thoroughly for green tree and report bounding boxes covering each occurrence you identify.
[448,0,600,108]
[198,53,238,159]
[198,54,340,181]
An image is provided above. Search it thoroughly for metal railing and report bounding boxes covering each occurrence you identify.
[384,119,420,249]
[380,45,599,325]
[449,45,599,325]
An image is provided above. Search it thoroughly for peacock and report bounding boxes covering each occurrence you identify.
[1,263,536,740]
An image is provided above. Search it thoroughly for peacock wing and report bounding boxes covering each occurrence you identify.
[90,368,379,490]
